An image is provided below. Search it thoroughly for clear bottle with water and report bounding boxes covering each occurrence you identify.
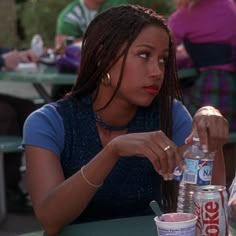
[176,134,215,213]
[31,34,44,56]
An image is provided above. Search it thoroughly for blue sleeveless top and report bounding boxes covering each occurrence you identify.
[54,96,161,222]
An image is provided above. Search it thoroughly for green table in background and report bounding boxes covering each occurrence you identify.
[0,63,76,102]
[0,63,197,103]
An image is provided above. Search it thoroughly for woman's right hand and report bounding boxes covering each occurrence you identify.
[109,130,184,180]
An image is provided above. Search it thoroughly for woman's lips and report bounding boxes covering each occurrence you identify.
[143,86,159,95]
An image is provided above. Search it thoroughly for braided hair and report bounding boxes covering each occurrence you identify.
[69,4,182,213]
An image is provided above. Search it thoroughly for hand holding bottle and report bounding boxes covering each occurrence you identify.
[185,106,229,152]
[110,130,183,180]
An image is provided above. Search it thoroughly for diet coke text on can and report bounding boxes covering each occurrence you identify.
[193,185,228,236]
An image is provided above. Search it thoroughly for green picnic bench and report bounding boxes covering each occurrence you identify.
[0,135,22,222]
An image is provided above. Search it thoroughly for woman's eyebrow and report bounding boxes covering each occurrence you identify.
[136,44,169,51]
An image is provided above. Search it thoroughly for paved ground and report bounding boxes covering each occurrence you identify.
[0,81,50,98]
[0,82,50,235]
[0,213,41,236]
[0,168,42,236]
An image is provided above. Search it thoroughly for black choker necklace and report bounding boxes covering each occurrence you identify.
[94,113,129,131]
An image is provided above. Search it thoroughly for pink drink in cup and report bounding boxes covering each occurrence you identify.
[154,212,198,236]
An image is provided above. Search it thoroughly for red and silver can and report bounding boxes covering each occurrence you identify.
[193,185,228,236]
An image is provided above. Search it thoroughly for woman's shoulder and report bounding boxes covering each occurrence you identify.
[171,99,192,146]
[172,98,185,109]
[172,99,192,116]
[23,102,65,156]
[27,102,60,119]
[172,99,192,125]
[24,102,64,134]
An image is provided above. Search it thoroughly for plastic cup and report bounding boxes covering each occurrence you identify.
[154,212,198,236]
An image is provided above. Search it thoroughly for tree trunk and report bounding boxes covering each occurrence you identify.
[0,0,17,47]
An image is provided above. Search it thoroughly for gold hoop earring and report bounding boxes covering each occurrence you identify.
[101,73,111,86]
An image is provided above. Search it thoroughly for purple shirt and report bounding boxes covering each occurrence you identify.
[168,0,236,71]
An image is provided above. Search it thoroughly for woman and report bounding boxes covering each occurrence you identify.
[22,5,228,235]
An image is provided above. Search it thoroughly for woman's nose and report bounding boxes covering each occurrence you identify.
[149,62,163,79]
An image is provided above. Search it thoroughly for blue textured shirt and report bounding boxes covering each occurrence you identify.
[23,96,192,222]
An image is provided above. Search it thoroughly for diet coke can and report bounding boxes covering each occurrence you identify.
[193,185,228,236]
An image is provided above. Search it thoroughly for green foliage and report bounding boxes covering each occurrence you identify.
[133,0,175,16]
[20,0,69,48]
[18,0,175,48]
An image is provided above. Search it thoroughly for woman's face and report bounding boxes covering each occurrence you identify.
[108,24,169,107]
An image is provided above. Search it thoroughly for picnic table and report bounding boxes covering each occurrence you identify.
[18,214,236,236]
[0,63,76,102]
[0,63,198,103]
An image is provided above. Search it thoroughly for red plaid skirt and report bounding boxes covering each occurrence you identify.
[182,69,236,131]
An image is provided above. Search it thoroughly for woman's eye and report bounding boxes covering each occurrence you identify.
[159,57,167,64]
[139,52,149,59]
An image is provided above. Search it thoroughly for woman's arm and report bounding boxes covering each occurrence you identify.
[26,142,119,235]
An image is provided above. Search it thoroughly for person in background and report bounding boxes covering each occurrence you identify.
[0,48,39,212]
[55,0,129,49]
[168,0,236,131]
[23,5,228,235]
[53,0,129,101]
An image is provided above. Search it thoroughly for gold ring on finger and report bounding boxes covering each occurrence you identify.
[163,145,171,152]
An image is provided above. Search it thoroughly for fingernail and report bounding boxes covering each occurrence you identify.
[164,174,169,181]
[168,174,173,180]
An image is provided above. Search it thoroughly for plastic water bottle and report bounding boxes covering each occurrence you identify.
[175,134,215,213]
[31,34,44,56]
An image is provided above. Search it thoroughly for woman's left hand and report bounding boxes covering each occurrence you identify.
[186,106,229,152]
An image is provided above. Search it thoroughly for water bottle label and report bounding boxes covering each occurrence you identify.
[184,159,213,185]
[173,159,213,185]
